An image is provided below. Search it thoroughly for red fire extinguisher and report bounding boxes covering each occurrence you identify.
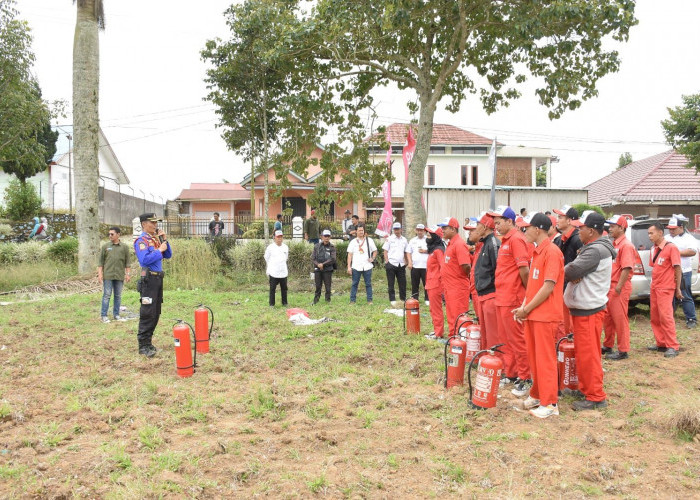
[556,333,578,392]
[462,319,481,364]
[453,311,473,338]
[467,344,505,409]
[173,320,197,378]
[194,304,214,354]
[444,334,467,389]
[403,298,420,334]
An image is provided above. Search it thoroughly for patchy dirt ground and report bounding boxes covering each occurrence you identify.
[0,289,698,498]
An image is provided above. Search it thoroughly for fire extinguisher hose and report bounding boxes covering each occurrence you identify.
[174,320,197,371]
[452,310,471,338]
[197,304,215,341]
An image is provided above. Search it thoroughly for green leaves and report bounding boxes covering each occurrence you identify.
[662,94,700,172]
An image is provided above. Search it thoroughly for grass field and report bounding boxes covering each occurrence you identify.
[0,271,699,498]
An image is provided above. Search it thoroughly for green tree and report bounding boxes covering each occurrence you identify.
[302,0,637,233]
[2,178,42,220]
[661,94,700,172]
[0,0,55,180]
[535,164,547,187]
[618,152,633,169]
[72,0,104,274]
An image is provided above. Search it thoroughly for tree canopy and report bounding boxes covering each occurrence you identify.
[0,0,56,181]
[662,93,700,172]
[618,152,633,170]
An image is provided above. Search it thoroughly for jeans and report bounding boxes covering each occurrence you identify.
[350,269,373,302]
[101,279,124,317]
[673,271,696,322]
[385,263,407,301]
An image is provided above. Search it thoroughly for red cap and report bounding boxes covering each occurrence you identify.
[605,215,628,229]
[478,214,495,230]
[437,217,460,229]
[310,209,316,215]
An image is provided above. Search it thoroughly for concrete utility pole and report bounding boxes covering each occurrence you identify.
[67,133,73,213]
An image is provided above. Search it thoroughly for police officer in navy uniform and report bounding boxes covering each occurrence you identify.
[134,213,172,357]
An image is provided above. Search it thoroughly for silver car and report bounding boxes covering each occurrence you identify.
[625,218,699,304]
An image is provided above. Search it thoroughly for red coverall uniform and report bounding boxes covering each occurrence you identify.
[602,235,635,353]
[649,240,681,350]
[523,238,565,406]
[441,234,472,337]
[495,228,531,380]
[426,247,446,337]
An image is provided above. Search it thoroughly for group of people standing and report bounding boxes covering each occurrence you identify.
[420,205,693,419]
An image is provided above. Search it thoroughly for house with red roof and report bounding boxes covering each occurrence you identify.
[366,123,553,217]
[586,150,700,229]
[175,183,251,235]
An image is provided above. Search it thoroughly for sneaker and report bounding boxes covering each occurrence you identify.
[522,396,540,410]
[437,337,449,345]
[367,301,373,305]
[686,320,697,329]
[101,316,110,323]
[664,348,680,358]
[571,399,607,411]
[138,345,156,358]
[529,404,559,419]
[605,351,628,361]
[424,332,438,340]
[601,346,612,355]
[499,376,518,388]
[561,388,585,399]
[511,379,532,397]
[114,315,127,322]
[647,345,665,351]
[391,301,398,307]
[425,300,430,306]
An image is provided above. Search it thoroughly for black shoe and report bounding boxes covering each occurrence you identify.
[572,399,608,411]
[686,320,697,329]
[647,345,665,352]
[606,351,628,361]
[139,345,156,358]
[601,346,612,355]
[561,388,585,399]
[664,348,680,358]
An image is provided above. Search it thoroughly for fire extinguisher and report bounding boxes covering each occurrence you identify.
[194,304,214,354]
[173,320,197,378]
[556,333,578,393]
[452,311,473,338]
[444,334,467,389]
[467,344,505,409]
[403,298,420,334]
[460,318,481,364]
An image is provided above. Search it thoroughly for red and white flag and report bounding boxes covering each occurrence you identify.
[402,127,416,181]
[375,146,394,238]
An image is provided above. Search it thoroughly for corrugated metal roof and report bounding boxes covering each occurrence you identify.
[586,151,700,205]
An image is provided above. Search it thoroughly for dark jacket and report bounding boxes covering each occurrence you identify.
[557,227,583,265]
[474,232,500,296]
[312,241,336,271]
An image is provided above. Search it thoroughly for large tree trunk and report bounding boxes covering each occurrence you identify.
[73,0,100,274]
[404,93,436,237]
[261,89,270,243]
[250,147,255,217]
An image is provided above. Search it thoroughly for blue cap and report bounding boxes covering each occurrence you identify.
[486,205,516,221]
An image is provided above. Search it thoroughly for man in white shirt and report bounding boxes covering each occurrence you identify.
[408,223,429,305]
[347,225,377,304]
[264,230,289,307]
[384,222,411,307]
[665,215,698,328]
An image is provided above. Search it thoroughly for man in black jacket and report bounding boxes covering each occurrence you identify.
[473,214,501,352]
[553,204,582,335]
[312,230,337,304]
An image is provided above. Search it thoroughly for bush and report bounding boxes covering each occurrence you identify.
[240,220,275,239]
[2,179,42,221]
[227,240,266,273]
[0,224,11,237]
[210,236,237,266]
[0,243,18,264]
[163,239,222,289]
[573,203,608,218]
[287,241,312,275]
[13,240,48,263]
[47,237,78,263]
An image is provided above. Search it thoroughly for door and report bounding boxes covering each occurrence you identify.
[282,197,306,218]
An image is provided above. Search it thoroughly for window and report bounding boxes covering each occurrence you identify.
[430,146,446,154]
[460,165,468,185]
[427,165,435,185]
[471,165,478,185]
[452,146,488,155]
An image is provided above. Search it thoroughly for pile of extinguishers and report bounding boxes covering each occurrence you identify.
[444,311,578,409]
[172,305,214,378]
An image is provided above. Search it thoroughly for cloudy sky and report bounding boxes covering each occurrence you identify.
[15,0,700,200]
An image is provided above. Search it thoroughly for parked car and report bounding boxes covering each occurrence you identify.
[625,218,699,304]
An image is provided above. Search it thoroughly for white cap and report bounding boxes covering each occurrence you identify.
[415,223,425,230]
[392,222,402,229]
[274,230,283,237]
[322,229,331,236]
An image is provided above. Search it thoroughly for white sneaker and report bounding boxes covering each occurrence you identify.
[522,396,540,410]
[114,315,127,322]
[391,301,398,308]
[424,332,438,340]
[425,300,430,306]
[529,404,559,419]
[101,316,110,323]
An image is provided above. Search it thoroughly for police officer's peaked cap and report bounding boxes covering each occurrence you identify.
[139,213,162,222]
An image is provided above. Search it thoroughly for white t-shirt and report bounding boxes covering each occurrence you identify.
[264,242,289,278]
[384,234,409,266]
[665,231,697,273]
[348,237,377,271]
[408,236,429,269]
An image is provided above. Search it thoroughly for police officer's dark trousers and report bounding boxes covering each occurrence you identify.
[314,270,333,303]
[138,273,164,348]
